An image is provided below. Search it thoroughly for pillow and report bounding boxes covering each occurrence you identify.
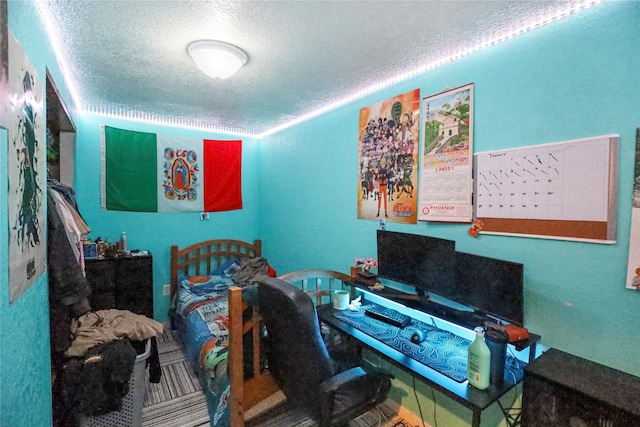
[210,258,241,277]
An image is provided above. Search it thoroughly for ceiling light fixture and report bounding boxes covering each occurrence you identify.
[187,40,248,80]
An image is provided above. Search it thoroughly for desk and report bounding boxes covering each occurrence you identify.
[318,302,537,427]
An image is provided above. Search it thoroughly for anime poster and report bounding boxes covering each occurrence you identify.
[1,0,7,127]
[357,89,420,223]
[626,128,640,290]
[7,32,46,302]
[418,83,474,222]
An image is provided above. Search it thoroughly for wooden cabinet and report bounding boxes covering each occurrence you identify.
[522,348,640,426]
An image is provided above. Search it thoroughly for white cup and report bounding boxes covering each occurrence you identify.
[333,290,350,310]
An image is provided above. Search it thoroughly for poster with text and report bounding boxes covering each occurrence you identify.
[1,0,8,127]
[357,89,420,223]
[418,84,474,222]
[8,32,46,302]
[627,128,640,290]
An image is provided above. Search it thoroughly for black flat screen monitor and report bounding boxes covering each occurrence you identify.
[376,230,524,326]
[377,230,456,294]
[454,251,524,326]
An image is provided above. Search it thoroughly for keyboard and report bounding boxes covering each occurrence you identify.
[364,304,411,328]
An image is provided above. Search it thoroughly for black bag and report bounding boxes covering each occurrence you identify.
[63,339,137,416]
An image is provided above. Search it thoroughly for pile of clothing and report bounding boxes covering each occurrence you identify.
[48,180,163,426]
[56,310,163,420]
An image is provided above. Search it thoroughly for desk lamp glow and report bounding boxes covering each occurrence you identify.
[187,40,248,80]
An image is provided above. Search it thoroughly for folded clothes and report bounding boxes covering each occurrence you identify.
[66,309,163,357]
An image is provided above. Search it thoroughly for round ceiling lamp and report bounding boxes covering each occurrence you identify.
[187,40,248,80]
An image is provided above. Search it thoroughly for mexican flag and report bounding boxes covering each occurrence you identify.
[101,125,242,213]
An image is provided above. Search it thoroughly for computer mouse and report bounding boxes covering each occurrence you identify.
[410,329,427,344]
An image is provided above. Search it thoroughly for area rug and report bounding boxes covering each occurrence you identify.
[143,326,410,427]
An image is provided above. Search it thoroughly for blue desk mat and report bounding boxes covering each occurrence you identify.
[333,303,470,382]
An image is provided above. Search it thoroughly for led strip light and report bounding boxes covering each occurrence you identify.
[36,0,604,139]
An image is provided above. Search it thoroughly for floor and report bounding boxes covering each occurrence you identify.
[141,327,415,427]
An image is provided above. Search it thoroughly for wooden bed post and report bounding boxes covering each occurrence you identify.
[170,244,179,297]
[228,285,281,425]
[228,286,245,427]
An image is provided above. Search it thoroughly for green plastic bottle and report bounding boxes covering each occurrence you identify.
[467,327,491,390]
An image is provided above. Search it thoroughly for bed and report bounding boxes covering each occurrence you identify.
[169,239,280,427]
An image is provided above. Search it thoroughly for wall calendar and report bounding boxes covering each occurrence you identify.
[474,134,618,243]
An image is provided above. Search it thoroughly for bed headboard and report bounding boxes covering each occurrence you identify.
[170,239,262,297]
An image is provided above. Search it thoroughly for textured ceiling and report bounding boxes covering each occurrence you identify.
[39,0,593,136]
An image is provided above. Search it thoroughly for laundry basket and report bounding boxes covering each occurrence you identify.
[79,339,151,427]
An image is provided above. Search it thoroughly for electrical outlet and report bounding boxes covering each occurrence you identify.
[163,284,170,296]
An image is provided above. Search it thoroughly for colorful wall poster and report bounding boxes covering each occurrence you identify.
[1,0,8,128]
[627,128,640,289]
[7,32,46,302]
[418,83,474,222]
[357,89,420,224]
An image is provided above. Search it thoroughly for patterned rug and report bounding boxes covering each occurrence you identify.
[333,303,471,383]
[142,328,209,427]
[143,326,410,427]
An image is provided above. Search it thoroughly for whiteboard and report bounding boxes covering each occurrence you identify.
[474,135,619,243]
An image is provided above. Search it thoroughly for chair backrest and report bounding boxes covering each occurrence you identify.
[278,269,354,306]
[257,277,335,418]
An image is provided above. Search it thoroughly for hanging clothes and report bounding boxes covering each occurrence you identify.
[48,187,92,354]
[49,188,90,269]
[47,178,83,216]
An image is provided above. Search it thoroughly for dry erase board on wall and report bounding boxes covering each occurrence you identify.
[474,134,619,243]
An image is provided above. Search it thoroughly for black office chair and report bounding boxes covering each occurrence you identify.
[256,277,392,427]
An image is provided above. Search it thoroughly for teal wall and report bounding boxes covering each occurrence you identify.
[1,1,65,426]
[258,2,640,425]
[2,1,639,426]
[2,1,258,425]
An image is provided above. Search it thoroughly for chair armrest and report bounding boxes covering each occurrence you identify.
[319,367,367,394]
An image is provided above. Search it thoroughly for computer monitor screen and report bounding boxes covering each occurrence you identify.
[454,251,524,326]
[377,230,456,293]
[376,230,524,326]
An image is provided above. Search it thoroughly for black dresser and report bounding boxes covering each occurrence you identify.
[522,348,640,426]
[85,253,161,381]
[85,254,154,316]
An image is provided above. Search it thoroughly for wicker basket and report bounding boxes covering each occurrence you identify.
[79,339,151,427]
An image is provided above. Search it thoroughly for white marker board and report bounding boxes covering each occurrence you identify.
[474,134,619,243]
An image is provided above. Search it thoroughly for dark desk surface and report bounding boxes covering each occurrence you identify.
[318,303,526,413]
[345,280,541,353]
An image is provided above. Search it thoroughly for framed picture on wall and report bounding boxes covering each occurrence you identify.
[418,83,474,223]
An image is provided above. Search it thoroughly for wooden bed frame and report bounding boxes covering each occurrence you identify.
[169,239,280,426]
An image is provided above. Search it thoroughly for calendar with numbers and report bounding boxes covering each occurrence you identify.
[474,135,618,243]
[418,83,474,222]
